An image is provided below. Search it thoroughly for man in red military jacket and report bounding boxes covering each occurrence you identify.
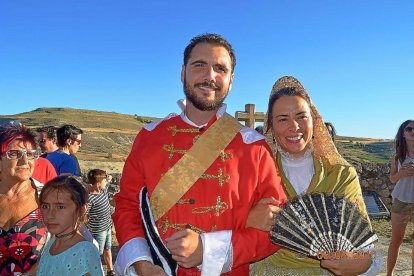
[113,33,287,276]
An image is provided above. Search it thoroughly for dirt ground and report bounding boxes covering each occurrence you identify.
[105,228,412,275]
[79,160,125,174]
[376,235,412,275]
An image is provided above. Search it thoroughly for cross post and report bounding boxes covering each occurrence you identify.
[235,104,265,128]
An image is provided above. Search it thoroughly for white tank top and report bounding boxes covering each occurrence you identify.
[391,155,414,203]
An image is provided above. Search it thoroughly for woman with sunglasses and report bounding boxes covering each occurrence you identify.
[0,123,48,275]
[387,120,414,275]
[46,124,83,176]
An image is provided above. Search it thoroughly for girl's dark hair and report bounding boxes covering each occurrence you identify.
[395,120,414,164]
[40,175,89,229]
[266,86,312,134]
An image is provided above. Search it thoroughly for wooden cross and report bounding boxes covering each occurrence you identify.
[235,104,265,128]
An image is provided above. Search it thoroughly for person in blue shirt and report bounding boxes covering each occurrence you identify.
[46,124,83,176]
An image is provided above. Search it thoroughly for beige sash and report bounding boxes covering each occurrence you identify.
[150,113,242,221]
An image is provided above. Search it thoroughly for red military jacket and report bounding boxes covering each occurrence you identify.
[113,111,287,276]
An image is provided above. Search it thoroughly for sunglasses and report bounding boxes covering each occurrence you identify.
[38,139,47,144]
[72,139,82,145]
[404,127,414,133]
[4,149,39,160]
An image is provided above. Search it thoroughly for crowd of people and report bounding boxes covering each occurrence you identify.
[0,33,413,276]
[0,123,114,275]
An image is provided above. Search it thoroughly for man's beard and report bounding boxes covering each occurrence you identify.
[183,77,228,111]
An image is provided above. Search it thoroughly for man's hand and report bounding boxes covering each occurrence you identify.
[246,197,280,231]
[133,261,166,276]
[166,229,203,268]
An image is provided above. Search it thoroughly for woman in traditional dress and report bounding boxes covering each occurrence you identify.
[0,122,48,275]
[249,76,380,275]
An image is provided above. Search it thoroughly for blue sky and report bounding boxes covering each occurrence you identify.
[1,0,413,139]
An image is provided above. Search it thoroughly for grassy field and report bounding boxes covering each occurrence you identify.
[336,137,393,164]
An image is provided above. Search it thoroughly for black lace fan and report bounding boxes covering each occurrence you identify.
[270,193,378,256]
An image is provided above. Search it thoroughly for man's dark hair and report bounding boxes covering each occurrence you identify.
[37,126,57,139]
[56,124,83,147]
[255,125,264,135]
[87,169,107,184]
[324,122,336,138]
[183,33,236,73]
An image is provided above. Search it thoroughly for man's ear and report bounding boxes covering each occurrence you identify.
[181,65,185,83]
[228,73,235,91]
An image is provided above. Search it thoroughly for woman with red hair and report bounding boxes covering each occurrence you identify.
[0,122,48,275]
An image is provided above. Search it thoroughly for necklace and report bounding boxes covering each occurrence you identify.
[55,229,76,239]
[276,143,314,161]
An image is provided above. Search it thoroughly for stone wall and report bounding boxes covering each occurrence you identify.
[349,161,393,210]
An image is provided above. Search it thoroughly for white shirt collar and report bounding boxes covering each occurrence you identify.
[177,99,227,128]
[281,152,314,195]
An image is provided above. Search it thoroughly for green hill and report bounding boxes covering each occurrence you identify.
[335,137,393,164]
[0,107,158,162]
